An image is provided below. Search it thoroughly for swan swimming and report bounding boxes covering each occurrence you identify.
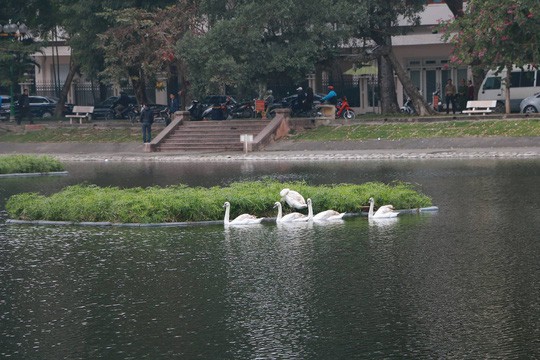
[308,199,346,221]
[280,188,307,209]
[368,197,399,219]
[223,202,264,225]
[274,201,312,223]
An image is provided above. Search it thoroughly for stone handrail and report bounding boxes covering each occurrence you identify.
[252,108,291,151]
[145,110,188,152]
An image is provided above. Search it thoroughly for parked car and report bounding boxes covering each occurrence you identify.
[92,96,166,120]
[0,95,11,121]
[29,96,65,118]
[520,92,540,114]
[8,95,72,119]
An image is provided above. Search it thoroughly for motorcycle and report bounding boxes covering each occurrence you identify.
[400,97,416,115]
[267,96,318,119]
[201,98,238,120]
[105,103,138,122]
[335,97,356,119]
[154,109,172,125]
[230,100,255,119]
[187,100,204,120]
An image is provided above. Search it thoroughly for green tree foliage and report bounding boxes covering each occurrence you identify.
[57,0,179,82]
[98,1,200,103]
[177,0,341,98]
[441,0,540,112]
[0,0,56,91]
[336,0,435,114]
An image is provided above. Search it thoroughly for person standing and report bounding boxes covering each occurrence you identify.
[467,80,475,101]
[17,89,32,125]
[113,92,130,118]
[445,79,457,115]
[167,93,179,125]
[458,79,468,112]
[139,103,154,143]
[295,87,306,114]
[321,85,338,105]
[304,87,314,112]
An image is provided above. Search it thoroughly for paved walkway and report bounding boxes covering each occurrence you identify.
[0,136,539,162]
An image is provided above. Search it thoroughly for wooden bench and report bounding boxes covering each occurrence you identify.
[65,106,94,124]
[461,100,497,115]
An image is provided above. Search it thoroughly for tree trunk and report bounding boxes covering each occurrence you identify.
[129,67,148,104]
[55,60,80,117]
[386,49,436,115]
[378,55,400,113]
[444,0,464,17]
[504,63,511,114]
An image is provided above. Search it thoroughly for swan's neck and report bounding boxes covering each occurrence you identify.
[224,205,230,224]
[276,203,282,220]
[307,201,313,220]
[368,200,374,218]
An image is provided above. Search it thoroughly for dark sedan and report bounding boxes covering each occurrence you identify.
[0,95,11,121]
[6,95,72,119]
[27,96,71,118]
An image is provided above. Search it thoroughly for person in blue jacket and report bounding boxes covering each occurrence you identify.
[167,93,179,125]
[320,85,338,105]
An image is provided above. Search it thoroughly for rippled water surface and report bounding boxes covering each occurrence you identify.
[1,159,539,359]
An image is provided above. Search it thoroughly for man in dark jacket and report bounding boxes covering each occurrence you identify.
[114,92,131,118]
[17,89,32,125]
[139,103,154,143]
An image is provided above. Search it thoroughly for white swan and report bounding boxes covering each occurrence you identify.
[280,188,307,209]
[309,199,346,221]
[274,201,312,223]
[223,202,263,225]
[368,197,399,218]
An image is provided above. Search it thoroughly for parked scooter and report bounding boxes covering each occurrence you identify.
[188,100,204,120]
[335,97,356,119]
[400,97,416,115]
[230,100,255,119]
[201,97,237,120]
[105,103,138,121]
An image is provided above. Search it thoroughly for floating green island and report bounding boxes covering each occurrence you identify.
[0,155,65,175]
[5,181,433,224]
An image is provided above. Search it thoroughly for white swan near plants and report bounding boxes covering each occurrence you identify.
[274,200,313,223]
[280,188,307,209]
[368,197,399,219]
[223,202,264,225]
[308,199,346,221]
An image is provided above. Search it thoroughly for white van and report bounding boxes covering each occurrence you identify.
[478,66,540,112]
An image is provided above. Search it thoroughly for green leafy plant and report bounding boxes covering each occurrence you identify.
[0,155,64,174]
[5,180,432,223]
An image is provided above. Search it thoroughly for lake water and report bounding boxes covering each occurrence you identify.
[1,159,539,359]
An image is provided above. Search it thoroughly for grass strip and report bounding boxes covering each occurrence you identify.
[0,155,65,174]
[6,180,432,223]
[293,120,540,141]
[0,128,139,142]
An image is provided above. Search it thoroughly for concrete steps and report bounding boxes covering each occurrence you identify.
[155,120,268,152]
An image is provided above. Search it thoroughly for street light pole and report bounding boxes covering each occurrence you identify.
[9,61,15,121]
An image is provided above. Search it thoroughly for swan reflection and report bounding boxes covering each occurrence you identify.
[368,217,399,228]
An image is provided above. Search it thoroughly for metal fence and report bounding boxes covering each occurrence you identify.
[35,82,157,105]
